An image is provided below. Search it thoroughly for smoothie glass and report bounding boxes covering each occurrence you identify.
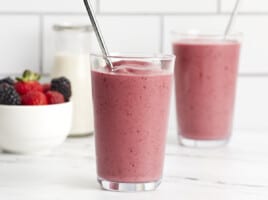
[91,54,175,192]
[172,32,242,147]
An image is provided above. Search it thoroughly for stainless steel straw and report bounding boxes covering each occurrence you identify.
[83,0,114,70]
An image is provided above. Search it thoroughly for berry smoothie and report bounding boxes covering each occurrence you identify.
[91,60,173,184]
[173,39,241,142]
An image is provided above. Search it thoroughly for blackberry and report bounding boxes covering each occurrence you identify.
[51,77,71,102]
[0,83,21,105]
[0,77,15,85]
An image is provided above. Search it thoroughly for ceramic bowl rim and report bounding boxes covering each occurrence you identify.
[0,101,72,110]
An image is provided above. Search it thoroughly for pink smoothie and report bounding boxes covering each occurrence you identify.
[173,39,240,140]
[91,61,172,183]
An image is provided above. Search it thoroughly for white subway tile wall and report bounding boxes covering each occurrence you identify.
[221,0,268,12]
[0,0,267,131]
[100,0,217,13]
[234,77,268,131]
[0,0,96,13]
[0,15,40,75]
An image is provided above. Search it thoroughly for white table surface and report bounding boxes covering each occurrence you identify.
[0,131,267,200]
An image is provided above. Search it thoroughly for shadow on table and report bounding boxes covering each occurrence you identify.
[65,176,100,190]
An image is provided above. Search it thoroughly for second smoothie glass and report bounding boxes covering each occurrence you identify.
[91,53,174,192]
[172,32,242,147]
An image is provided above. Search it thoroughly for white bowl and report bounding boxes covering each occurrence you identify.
[0,102,72,154]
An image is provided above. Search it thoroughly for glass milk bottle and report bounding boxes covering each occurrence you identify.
[51,24,93,136]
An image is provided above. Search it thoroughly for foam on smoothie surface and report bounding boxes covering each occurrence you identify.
[95,60,164,76]
[174,38,240,46]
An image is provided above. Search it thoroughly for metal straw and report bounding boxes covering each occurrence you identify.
[224,0,241,38]
[83,0,114,70]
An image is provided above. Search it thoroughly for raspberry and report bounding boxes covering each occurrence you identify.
[46,91,64,104]
[21,91,48,105]
[42,83,51,93]
[51,77,71,102]
[0,83,21,105]
[15,70,42,95]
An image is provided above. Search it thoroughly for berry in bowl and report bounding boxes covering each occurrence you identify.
[0,70,72,154]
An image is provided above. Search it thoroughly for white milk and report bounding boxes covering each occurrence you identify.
[51,53,93,136]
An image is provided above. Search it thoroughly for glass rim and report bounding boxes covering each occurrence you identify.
[90,53,175,61]
[171,31,243,38]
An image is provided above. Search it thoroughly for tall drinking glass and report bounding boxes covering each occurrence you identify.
[172,32,242,147]
[91,54,175,191]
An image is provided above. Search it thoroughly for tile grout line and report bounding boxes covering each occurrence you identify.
[84,12,268,16]
[239,73,268,77]
[39,14,44,75]
[1,12,268,16]
[159,15,164,53]
[217,0,221,13]
[96,0,100,14]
